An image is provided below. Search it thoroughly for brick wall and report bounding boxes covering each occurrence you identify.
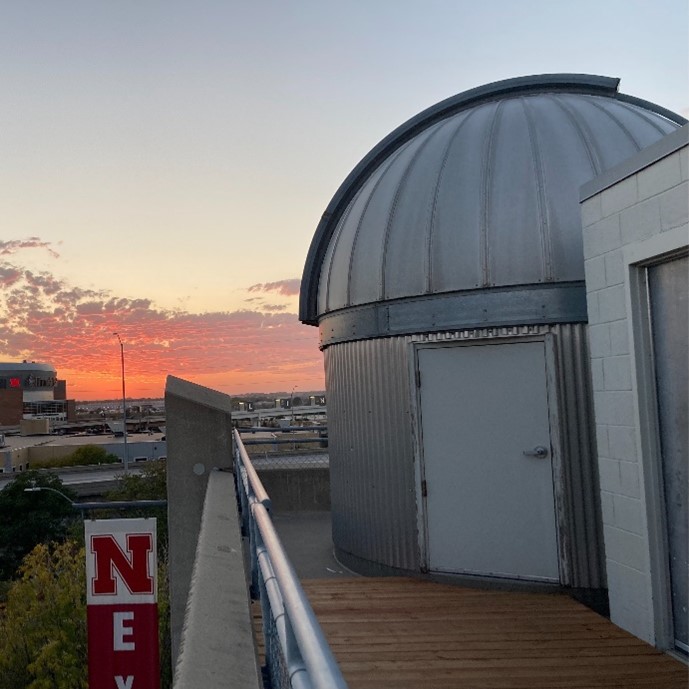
[0,388,23,426]
[581,127,688,644]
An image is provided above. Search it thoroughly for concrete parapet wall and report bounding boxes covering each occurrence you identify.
[257,467,330,511]
[28,441,167,465]
[165,376,235,664]
[173,469,261,689]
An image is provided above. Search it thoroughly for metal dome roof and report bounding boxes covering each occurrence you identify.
[300,75,685,329]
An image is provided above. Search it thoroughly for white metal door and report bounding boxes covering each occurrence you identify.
[418,341,559,581]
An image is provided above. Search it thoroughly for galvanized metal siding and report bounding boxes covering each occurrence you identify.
[325,337,419,572]
[325,324,605,588]
[551,323,606,589]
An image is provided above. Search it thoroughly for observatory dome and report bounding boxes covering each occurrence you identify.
[300,75,684,331]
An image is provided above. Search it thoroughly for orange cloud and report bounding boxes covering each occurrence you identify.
[247,278,301,296]
[0,256,323,400]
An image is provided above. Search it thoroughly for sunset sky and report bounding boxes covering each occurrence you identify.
[1,1,687,400]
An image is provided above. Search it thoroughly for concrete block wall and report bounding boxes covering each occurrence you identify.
[581,126,688,644]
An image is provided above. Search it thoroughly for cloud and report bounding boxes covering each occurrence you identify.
[247,278,301,297]
[0,238,59,259]
[0,255,322,399]
[0,266,23,288]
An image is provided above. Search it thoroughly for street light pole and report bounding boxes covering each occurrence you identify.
[24,482,166,511]
[290,385,297,426]
[113,332,129,473]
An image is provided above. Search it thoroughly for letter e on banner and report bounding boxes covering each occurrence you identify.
[85,518,159,689]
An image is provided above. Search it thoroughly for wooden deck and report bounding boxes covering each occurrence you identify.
[294,577,687,689]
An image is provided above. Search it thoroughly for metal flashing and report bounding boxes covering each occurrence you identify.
[318,283,587,347]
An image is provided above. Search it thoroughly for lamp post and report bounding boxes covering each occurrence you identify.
[289,385,297,427]
[24,481,166,511]
[113,332,129,473]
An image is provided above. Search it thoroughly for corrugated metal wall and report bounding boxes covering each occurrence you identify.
[551,324,606,589]
[325,336,419,572]
[324,324,605,588]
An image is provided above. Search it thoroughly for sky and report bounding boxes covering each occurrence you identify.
[1,1,686,400]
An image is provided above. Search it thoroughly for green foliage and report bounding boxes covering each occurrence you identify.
[157,552,172,689]
[32,444,120,469]
[0,459,172,688]
[0,471,78,580]
[0,541,172,689]
[0,541,87,689]
[106,459,168,553]
[108,459,167,501]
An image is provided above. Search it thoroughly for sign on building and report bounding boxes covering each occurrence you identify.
[85,518,160,689]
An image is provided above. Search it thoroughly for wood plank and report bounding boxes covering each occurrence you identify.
[297,577,688,689]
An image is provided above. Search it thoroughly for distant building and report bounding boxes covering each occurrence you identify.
[0,361,76,426]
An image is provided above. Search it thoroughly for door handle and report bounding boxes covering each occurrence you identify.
[523,446,549,458]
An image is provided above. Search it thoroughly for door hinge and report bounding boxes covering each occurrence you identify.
[416,370,421,388]
[421,480,427,497]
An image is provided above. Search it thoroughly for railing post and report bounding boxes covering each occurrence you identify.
[249,505,262,600]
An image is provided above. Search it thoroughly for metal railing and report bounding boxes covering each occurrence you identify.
[238,426,329,470]
[240,427,328,449]
[233,429,348,689]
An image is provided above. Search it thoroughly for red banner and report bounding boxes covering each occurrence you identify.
[87,605,160,688]
[85,519,159,689]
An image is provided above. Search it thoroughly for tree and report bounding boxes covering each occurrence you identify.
[0,471,77,580]
[0,462,173,689]
[108,458,167,501]
[106,459,167,546]
[0,541,87,689]
[32,444,119,469]
[66,444,119,466]
[157,553,172,689]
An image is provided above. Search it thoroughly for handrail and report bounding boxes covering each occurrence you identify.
[233,429,348,689]
[235,427,271,506]
[240,426,326,433]
[242,438,326,446]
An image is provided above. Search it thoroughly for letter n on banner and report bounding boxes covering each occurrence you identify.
[85,518,160,689]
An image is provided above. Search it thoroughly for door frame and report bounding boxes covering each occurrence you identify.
[408,333,566,581]
[626,232,689,652]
